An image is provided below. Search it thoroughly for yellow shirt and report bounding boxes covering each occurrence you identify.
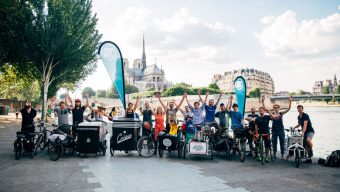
[169,123,178,135]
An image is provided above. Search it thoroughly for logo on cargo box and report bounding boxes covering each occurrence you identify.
[117,133,132,144]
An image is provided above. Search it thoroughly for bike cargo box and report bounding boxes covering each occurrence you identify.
[111,117,141,151]
[112,117,141,129]
[289,136,303,145]
[77,122,101,154]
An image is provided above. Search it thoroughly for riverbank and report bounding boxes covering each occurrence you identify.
[292,101,340,107]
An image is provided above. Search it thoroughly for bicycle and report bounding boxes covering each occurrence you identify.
[255,133,273,165]
[13,131,36,160]
[31,120,53,158]
[48,127,75,161]
[136,128,156,158]
[285,127,305,168]
[232,128,247,162]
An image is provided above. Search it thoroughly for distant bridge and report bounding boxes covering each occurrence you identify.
[270,94,340,101]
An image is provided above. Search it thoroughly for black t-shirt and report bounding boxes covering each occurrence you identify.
[72,106,86,124]
[126,110,135,118]
[21,107,37,131]
[298,113,314,133]
[142,109,152,122]
[255,115,271,134]
[247,113,259,131]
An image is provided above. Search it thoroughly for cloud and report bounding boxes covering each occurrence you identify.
[257,10,340,58]
[338,5,340,10]
[91,6,236,87]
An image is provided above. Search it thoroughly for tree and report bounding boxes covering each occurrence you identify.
[208,83,220,90]
[82,87,95,98]
[0,64,40,102]
[1,0,101,120]
[106,87,119,98]
[322,86,330,95]
[125,84,139,94]
[336,85,340,94]
[96,90,107,98]
[249,88,261,98]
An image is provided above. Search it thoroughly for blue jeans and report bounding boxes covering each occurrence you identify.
[272,130,285,155]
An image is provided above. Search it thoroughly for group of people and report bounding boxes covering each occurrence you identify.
[123,91,315,162]
[18,91,315,162]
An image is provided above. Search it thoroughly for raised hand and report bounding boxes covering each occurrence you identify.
[197,90,201,95]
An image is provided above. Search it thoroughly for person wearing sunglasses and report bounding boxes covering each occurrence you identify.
[262,95,292,159]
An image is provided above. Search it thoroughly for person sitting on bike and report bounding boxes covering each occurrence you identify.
[293,105,315,163]
[199,91,224,129]
[19,101,37,151]
[262,95,292,159]
[255,107,271,163]
[245,106,259,158]
[215,103,230,135]
[227,95,245,134]
[68,94,90,136]
[140,101,154,136]
[186,91,205,128]
[157,93,186,133]
[126,96,140,118]
[50,97,71,134]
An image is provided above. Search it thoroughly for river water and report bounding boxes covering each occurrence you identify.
[279,106,340,158]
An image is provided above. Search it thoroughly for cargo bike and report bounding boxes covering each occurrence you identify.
[285,127,305,168]
[157,121,185,158]
[181,123,215,160]
[110,117,155,158]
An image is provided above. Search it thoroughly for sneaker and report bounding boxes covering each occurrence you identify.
[265,157,270,163]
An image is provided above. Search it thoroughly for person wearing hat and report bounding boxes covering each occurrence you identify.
[68,94,90,135]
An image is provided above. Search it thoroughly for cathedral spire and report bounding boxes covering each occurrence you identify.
[335,74,338,86]
[141,35,146,69]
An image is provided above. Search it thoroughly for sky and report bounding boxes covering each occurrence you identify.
[77,0,340,95]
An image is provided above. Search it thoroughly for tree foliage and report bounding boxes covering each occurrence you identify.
[208,83,220,90]
[125,84,139,94]
[82,87,95,98]
[96,89,107,98]
[249,88,261,98]
[322,86,330,94]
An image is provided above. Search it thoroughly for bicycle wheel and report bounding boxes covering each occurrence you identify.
[209,142,214,160]
[182,143,187,159]
[110,140,114,156]
[49,142,63,161]
[260,137,264,165]
[102,140,107,156]
[295,148,300,168]
[15,141,23,160]
[137,136,155,158]
[224,142,231,161]
[158,147,163,158]
[39,133,46,150]
[31,134,43,158]
[240,139,246,162]
[177,142,182,158]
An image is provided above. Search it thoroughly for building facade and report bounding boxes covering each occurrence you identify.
[211,68,275,95]
[312,75,338,95]
[123,37,171,92]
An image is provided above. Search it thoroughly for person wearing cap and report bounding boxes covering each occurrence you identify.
[69,94,90,135]
[214,103,230,133]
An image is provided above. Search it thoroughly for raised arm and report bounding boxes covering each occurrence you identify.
[85,94,90,108]
[133,96,140,112]
[177,93,187,108]
[281,96,293,115]
[227,95,233,111]
[157,95,167,111]
[203,91,209,104]
[215,91,223,107]
[49,97,56,110]
[261,95,267,110]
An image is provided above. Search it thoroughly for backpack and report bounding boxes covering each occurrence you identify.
[324,150,340,167]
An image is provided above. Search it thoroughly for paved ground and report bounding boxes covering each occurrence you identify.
[0,114,339,192]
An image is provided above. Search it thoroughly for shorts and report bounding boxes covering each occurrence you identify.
[305,132,314,139]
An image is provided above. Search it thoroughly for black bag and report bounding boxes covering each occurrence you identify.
[324,150,340,167]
